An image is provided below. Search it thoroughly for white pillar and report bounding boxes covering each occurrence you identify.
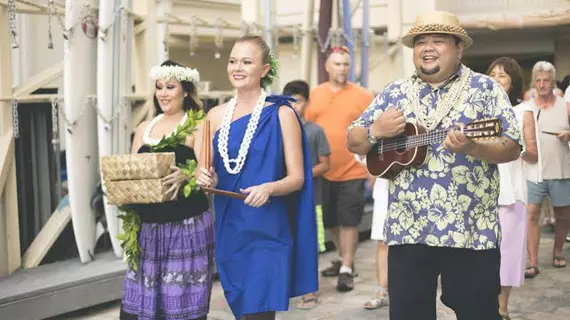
[156,0,172,63]
[241,0,261,31]
[64,0,99,263]
[0,5,21,276]
[300,0,315,82]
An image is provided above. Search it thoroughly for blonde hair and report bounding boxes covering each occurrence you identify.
[234,35,278,88]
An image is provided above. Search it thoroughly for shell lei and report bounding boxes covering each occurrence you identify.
[217,89,266,174]
[116,109,205,271]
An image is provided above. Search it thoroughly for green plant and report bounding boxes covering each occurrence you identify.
[117,206,142,270]
[149,109,205,152]
[180,158,200,197]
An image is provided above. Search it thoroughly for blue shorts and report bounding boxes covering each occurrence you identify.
[527,179,570,207]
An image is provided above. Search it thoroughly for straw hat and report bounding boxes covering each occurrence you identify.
[401,11,473,48]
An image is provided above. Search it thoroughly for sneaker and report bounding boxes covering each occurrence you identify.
[336,272,354,292]
[321,260,358,277]
[321,260,342,277]
[566,234,570,243]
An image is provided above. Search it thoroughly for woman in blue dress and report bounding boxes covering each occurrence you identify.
[196,35,319,319]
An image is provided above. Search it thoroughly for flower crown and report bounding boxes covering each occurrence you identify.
[149,65,200,83]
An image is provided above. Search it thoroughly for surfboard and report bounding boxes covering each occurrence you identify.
[96,0,123,258]
[64,0,98,263]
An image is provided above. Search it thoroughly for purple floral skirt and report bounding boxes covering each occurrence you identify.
[121,211,215,320]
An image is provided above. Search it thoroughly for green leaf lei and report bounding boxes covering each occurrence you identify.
[117,109,205,271]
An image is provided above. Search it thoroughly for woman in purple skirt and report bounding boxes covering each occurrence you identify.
[488,57,538,320]
[119,60,214,320]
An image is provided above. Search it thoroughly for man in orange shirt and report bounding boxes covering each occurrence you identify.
[305,46,374,292]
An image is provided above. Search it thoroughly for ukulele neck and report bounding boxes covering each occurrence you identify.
[377,129,450,153]
[406,129,449,148]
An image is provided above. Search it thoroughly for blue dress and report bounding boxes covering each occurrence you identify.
[213,95,319,318]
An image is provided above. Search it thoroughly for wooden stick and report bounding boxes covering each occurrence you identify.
[200,119,245,200]
[204,120,211,167]
[202,187,247,200]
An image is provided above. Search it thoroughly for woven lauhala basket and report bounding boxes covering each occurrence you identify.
[105,179,170,204]
[101,152,175,181]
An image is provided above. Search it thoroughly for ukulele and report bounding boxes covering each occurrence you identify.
[366,119,502,179]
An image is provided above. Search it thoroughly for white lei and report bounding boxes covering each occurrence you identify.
[217,90,267,174]
[143,112,188,145]
[408,66,472,131]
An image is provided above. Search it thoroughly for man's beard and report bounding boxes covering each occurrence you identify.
[334,74,347,85]
[420,65,440,75]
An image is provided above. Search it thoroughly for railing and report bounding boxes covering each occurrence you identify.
[436,0,569,15]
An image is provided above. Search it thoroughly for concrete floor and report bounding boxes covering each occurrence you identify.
[55,234,570,320]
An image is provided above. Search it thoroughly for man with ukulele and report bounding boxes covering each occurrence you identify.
[347,11,521,320]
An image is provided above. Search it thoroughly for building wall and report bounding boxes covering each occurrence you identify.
[11,14,65,89]
[554,39,570,82]
[168,44,234,91]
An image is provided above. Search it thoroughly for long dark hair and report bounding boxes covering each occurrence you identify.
[487,57,524,106]
[153,60,202,115]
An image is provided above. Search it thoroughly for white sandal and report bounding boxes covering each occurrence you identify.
[363,292,389,310]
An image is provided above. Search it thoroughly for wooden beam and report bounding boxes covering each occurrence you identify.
[0,94,63,103]
[21,205,71,269]
[12,61,63,97]
[0,131,14,196]
[0,0,65,16]
[0,6,21,276]
[119,6,145,23]
[134,19,147,35]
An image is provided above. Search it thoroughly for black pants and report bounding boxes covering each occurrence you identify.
[388,244,501,320]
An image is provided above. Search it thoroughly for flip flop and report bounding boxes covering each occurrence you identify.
[524,266,540,278]
[297,295,319,310]
[553,256,567,268]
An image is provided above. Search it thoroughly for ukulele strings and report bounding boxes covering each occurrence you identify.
[376,127,483,153]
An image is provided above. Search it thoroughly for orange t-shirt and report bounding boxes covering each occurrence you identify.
[305,83,373,181]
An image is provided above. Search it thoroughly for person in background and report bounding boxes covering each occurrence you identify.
[363,175,390,310]
[305,45,374,292]
[523,61,570,278]
[564,75,570,243]
[488,57,538,320]
[283,80,331,310]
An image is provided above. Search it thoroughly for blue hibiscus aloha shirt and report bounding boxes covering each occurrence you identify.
[350,66,521,250]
